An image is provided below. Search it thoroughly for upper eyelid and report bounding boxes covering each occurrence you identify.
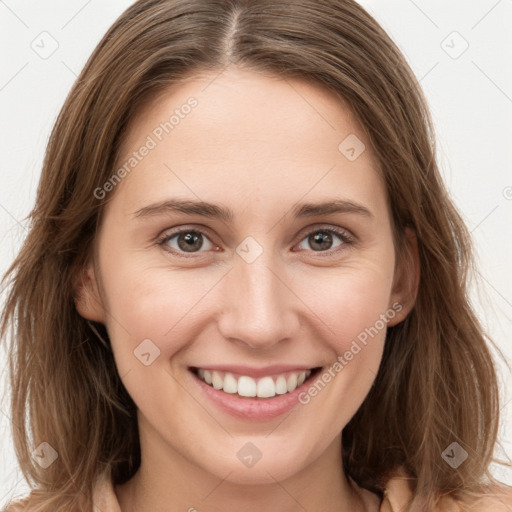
[157,225,218,245]
[158,224,354,251]
[296,226,354,247]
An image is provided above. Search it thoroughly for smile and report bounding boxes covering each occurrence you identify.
[197,369,312,398]
[192,367,321,398]
[189,365,324,420]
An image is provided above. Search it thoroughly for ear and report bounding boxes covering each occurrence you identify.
[387,227,420,326]
[73,260,106,323]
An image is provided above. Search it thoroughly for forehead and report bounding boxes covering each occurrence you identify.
[107,66,386,218]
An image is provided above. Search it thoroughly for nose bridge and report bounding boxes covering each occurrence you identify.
[217,242,297,349]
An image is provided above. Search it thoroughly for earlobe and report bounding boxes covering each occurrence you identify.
[73,261,105,323]
[387,227,420,327]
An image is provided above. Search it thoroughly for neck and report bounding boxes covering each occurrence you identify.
[115,417,375,512]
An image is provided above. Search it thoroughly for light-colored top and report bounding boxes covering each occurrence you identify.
[90,467,512,512]
[5,467,512,511]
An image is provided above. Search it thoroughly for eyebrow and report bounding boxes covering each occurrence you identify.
[132,198,373,221]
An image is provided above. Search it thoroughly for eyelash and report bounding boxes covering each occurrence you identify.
[156,225,355,258]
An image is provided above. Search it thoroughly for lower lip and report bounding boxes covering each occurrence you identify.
[190,369,319,421]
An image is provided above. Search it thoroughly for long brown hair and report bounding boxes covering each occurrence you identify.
[1,0,507,510]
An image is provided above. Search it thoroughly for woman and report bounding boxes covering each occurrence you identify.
[1,0,511,510]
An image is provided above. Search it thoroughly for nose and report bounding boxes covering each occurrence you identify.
[216,248,301,351]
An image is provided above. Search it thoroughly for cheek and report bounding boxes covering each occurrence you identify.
[336,281,393,357]
[327,287,390,383]
[102,252,395,353]
[296,263,395,410]
[100,260,220,368]
[297,285,391,441]
[301,261,395,343]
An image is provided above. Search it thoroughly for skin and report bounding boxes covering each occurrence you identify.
[76,66,419,512]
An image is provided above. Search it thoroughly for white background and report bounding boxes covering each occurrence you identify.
[1,0,511,505]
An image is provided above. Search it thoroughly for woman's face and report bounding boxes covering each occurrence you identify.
[78,66,414,485]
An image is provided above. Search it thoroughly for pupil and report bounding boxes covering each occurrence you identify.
[311,232,332,251]
[178,232,202,252]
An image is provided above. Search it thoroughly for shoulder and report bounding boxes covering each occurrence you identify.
[382,467,512,512]
[1,498,31,512]
[453,483,512,512]
[2,470,121,512]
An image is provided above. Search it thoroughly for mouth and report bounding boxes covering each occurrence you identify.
[190,366,323,399]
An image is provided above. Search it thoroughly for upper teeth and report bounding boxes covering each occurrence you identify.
[197,369,312,398]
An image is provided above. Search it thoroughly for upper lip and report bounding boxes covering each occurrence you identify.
[190,364,320,378]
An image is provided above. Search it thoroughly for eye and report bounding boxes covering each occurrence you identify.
[295,227,353,254]
[157,228,216,255]
[157,225,354,257]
